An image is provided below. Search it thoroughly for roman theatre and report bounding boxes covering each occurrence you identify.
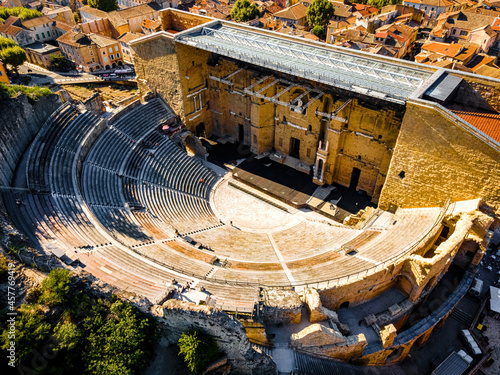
[1,8,500,367]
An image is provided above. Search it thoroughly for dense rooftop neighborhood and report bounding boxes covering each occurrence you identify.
[0,0,499,75]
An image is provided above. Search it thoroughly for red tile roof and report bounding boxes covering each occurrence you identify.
[452,110,500,143]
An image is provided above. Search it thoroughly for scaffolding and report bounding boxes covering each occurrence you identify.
[176,24,433,101]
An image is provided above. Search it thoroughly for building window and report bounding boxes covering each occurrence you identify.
[460,30,467,36]
[116,52,120,58]
[110,54,114,59]
[193,93,202,112]
[115,45,118,51]
[47,30,50,36]
[109,47,112,53]
[36,34,39,40]
[104,57,108,62]
[42,32,45,38]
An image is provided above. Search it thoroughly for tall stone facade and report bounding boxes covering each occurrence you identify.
[379,101,500,211]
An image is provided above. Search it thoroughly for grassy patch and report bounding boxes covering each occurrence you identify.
[0,83,52,103]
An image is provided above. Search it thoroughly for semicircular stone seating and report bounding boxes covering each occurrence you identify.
[2,97,446,312]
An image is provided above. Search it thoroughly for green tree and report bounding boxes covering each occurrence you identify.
[0,36,17,50]
[83,299,158,375]
[178,329,219,374]
[0,305,51,365]
[307,0,335,28]
[230,0,260,22]
[0,7,42,21]
[39,269,71,306]
[0,46,27,75]
[88,0,118,12]
[312,24,325,39]
[53,321,81,352]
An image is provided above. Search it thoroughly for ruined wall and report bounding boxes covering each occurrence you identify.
[151,300,276,375]
[320,206,493,311]
[131,34,185,119]
[160,8,211,32]
[0,94,62,186]
[379,101,500,211]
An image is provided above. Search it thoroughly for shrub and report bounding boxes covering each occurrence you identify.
[39,269,71,306]
[178,329,219,374]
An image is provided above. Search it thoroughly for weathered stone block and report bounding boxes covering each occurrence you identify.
[380,324,397,348]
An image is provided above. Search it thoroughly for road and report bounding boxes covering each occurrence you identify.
[17,63,135,85]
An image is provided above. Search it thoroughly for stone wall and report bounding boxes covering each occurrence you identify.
[0,93,62,186]
[151,300,276,375]
[262,289,303,325]
[379,101,500,211]
[131,34,185,119]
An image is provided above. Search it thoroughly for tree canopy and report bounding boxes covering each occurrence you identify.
[230,0,260,22]
[0,305,51,365]
[39,268,72,306]
[0,37,17,50]
[0,7,42,22]
[88,0,118,12]
[178,329,220,374]
[306,0,335,28]
[82,298,158,375]
[368,0,400,8]
[0,45,27,74]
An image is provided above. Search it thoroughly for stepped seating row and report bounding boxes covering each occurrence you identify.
[190,227,277,262]
[89,206,152,247]
[136,138,216,199]
[27,105,80,191]
[85,127,135,171]
[3,192,108,250]
[135,243,214,277]
[82,165,124,206]
[138,184,219,234]
[83,247,170,301]
[288,252,375,284]
[354,207,441,263]
[93,245,192,287]
[49,110,101,196]
[213,266,290,285]
[140,130,166,149]
[122,177,142,207]
[123,142,163,179]
[111,98,174,140]
[132,211,174,239]
[273,222,361,261]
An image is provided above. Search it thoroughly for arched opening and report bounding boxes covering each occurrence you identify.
[111,62,116,68]
[118,61,123,66]
[339,301,350,309]
[105,65,110,70]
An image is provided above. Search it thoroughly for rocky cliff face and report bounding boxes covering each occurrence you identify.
[152,300,277,375]
[0,93,62,186]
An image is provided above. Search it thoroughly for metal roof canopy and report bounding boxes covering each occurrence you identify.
[175,23,434,102]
